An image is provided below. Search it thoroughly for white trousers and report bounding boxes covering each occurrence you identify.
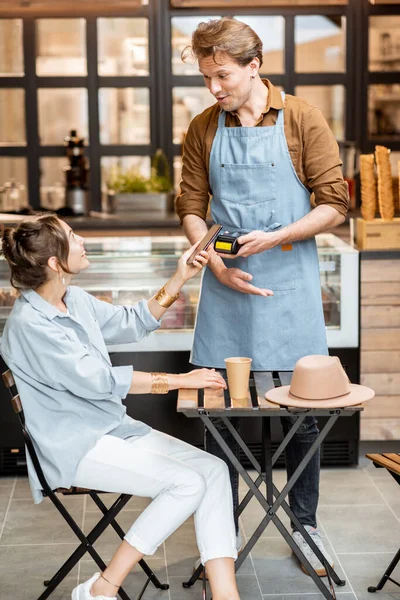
[73,429,237,565]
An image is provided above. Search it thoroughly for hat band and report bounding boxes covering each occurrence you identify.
[288,389,351,401]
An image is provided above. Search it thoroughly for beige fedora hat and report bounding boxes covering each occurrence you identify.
[266,355,375,408]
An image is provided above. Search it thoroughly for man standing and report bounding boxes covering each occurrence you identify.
[176,17,348,576]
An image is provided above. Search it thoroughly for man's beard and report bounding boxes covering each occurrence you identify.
[223,82,253,113]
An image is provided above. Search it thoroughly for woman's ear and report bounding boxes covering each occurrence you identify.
[47,256,59,273]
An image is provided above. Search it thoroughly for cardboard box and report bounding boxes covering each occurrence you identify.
[356,217,400,250]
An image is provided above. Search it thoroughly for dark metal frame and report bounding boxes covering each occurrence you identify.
[180,372,362,600]
[167,3,352,170]
[1,0,400,210]
[2,369,169,600]
[368,461,400,594]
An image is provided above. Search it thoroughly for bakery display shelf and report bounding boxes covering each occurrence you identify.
[0,233,359,347]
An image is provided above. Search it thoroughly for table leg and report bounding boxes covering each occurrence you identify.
[231,414,344,586]
[196,414,344,600]
[262,417,273,508]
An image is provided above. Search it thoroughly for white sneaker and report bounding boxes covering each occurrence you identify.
[71,572,117,600]
[193,532,243,579]
[292,526,334,577]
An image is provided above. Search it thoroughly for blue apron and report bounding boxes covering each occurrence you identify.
[191,93,328,371]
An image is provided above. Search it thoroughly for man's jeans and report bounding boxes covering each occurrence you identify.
[205,415,320,534]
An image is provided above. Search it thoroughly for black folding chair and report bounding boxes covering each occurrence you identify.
[2,369,169,600]
[366,453,400,594]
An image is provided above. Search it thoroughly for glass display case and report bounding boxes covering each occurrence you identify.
[0,232,359,351]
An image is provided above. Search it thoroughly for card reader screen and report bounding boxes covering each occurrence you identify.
[215,241,233,251]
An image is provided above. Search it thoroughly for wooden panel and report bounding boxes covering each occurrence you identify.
[253,372,281,411]
[171,0,347,6]
[361,373,400,395]
[361,328,400,351]
[361,305,400,328]
[1,0,144,15]
[366,453,400,475]
[177,389,198,412]
[231,391,253,411]
[11,395,22,414]
[2,370,15,389]
[361,351,400,373]
[370,0,400,4]
[361,282,400,305]
[361,260,400,283]
[361,418,400,440]
[361,395,400,418]
[384,453,400,466]
[204,388,226,411]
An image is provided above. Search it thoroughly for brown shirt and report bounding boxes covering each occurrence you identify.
[176,79,349,223]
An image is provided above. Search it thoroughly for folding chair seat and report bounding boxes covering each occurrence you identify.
[2,369,169,600]
[366,453,400,594]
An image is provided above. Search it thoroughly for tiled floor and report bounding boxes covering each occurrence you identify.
[1,457,400,600]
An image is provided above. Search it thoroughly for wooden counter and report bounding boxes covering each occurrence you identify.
[360,251,400,441]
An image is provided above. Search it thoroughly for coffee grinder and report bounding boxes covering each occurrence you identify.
[63,129,90,215]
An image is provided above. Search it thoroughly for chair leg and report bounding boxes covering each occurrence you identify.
[39,532,133,600]
[90,492,169,591]
[37,493,133,599]
[368,547,400,593]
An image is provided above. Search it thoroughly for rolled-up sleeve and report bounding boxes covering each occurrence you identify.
[7,318,133,400]
[87,293,161,345]
[175,115,210,224]
[302,107,349,217]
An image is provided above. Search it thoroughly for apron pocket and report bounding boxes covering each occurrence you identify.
[252,243,297,292]
[221,163,276,206]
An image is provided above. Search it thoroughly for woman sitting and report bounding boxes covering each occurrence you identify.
[1,214,240,600]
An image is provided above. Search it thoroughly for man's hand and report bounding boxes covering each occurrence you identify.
[236,230,279,258]
[217,230,280,260]
[217,267,273,297]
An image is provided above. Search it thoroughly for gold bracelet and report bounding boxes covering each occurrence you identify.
[151,372,169,394]
[154,286,179,309]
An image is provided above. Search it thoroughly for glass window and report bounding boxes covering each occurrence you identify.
[295,85,345,140]
[173,87,215,144]
[172,16,219,75]
[99,88,150,145]
[0,19,24,76]
[295,16,346,73]
[98,18,149,76]
[369,16,400,72]
[234,16,285,75]
[38,88,88,145]
[36,19,87,76]
[368,84,400,141]
[0,89,26,146]
[39,157,68,209]
[101,156,151,193]
[0,157,28,210]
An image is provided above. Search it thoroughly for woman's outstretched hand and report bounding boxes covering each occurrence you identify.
[180,368,226,390]
[177,242,209,282]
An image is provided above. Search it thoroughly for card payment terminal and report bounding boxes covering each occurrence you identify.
[214,230,243,255]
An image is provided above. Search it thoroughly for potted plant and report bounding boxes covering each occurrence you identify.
[106,149,175,214]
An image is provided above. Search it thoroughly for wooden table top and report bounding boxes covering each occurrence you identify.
[177,371,363,417]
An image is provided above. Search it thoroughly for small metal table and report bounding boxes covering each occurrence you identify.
[177,371,363,600]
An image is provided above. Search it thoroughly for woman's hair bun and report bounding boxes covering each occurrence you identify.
[1,214,72,290]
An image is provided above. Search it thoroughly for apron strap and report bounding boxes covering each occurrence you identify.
[276,91,286,127]
[217,109,227,129]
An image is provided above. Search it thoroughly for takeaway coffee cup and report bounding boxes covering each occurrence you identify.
[225,357,252,400]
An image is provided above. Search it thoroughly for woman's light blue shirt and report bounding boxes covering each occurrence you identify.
[0,286,161,503]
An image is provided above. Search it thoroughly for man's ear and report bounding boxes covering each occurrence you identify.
[249,57,260,77]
